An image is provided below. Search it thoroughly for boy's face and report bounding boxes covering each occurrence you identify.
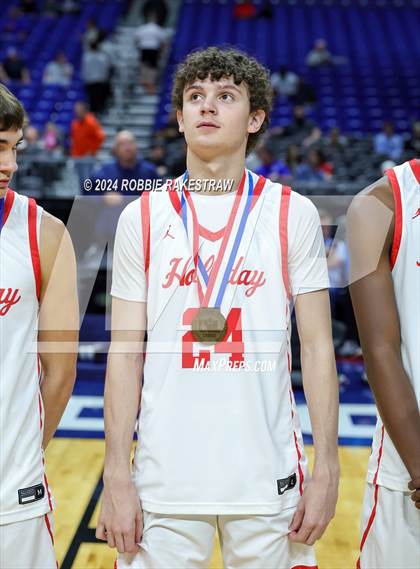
[177,75,264,159]
[0,127,23,195]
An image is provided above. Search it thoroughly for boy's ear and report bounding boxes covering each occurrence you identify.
[248,109,265,134]
[176,109,184,133]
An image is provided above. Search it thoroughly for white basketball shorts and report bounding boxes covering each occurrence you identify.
[0,512,57,569]
[116,507,317,569]
[358,482,420,568]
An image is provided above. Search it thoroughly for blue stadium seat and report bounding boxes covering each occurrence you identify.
[155,1,419,135]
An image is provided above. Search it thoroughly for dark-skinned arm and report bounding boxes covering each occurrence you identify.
[348,178,420,506]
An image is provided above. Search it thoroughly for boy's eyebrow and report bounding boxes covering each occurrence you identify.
[0,137,24,145]
[185,82,242,94]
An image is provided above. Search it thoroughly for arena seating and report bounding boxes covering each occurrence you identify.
[156,0,420,136]
[0,0,128,131]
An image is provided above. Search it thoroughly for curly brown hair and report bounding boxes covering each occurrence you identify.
[171,46,273,155]
[0,84,26,131]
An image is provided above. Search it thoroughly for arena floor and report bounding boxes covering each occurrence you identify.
[46,440,370,568]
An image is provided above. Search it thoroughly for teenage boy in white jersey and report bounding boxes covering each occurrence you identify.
[0,84,79,568]
[97,47,339,568]
[349,159,420,568]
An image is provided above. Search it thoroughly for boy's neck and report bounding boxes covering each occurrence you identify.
[186,149,246,196]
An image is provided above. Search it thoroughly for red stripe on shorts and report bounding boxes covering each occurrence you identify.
[357,425,385,567]
[44,513,54,545]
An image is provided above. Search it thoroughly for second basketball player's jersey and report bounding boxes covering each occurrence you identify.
[367,159,420,491]
[111,170,329,514]
[0,190,54,524]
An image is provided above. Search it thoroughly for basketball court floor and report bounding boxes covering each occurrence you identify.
[46,354,374,569]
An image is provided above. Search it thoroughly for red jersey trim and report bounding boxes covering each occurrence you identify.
[386,168,403,270]
[44,513,55,545]
[293,431,305,496]
[288,389,305,496]
[291,566,318,569]
[409,158,420,183]
[168,173,266,239]
[140,192,150,286]
[279,186,292,298]
[357,425,385,565]
[43,469,53,512]
[198,225,225,242]
[3,188,15,225]
[28,198,41,300]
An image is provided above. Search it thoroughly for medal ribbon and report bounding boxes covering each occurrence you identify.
[180,170,254,309]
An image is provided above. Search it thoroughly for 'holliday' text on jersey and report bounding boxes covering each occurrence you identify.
[162,255,266,297]
[0,288,21,316]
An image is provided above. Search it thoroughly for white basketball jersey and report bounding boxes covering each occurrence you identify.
[0,190,53,524]
[111,170,329,515]
[367,159,420,491]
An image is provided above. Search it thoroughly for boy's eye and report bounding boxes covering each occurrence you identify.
[190,93,202,101]
[220,93,234,101]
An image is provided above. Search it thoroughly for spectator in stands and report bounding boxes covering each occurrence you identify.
[270,65,299,99]
[323,126,348,154]
[22,125,43,154]
[255,144,291,183]
[290,77,317,108]
[42,122,63,154]
[82,19,102,48]
[43,52,73,86]
[135,13,169,94]
[16,125,48,192]
[285,143,302,177]
[148,143,169,177]
[284,105,321,146]
[142,0,168,27]
[233,0,257,19]
[82,40,112,113]
[320,211,348,289]
[296,148,332,182]
[318,210,351,332]
[324,126,349,151]
[91,130,158,194]
[70,101,105,190]
[404,119,420,156]
[374,121,403,162]
[0,47,30,83]
[306,39,332,67]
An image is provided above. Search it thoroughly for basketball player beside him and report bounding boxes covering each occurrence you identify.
[97,47,339,568]
[0,85,79,568]
[348,159,420,568]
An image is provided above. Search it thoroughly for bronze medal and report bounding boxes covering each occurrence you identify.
[191,307,227,345]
